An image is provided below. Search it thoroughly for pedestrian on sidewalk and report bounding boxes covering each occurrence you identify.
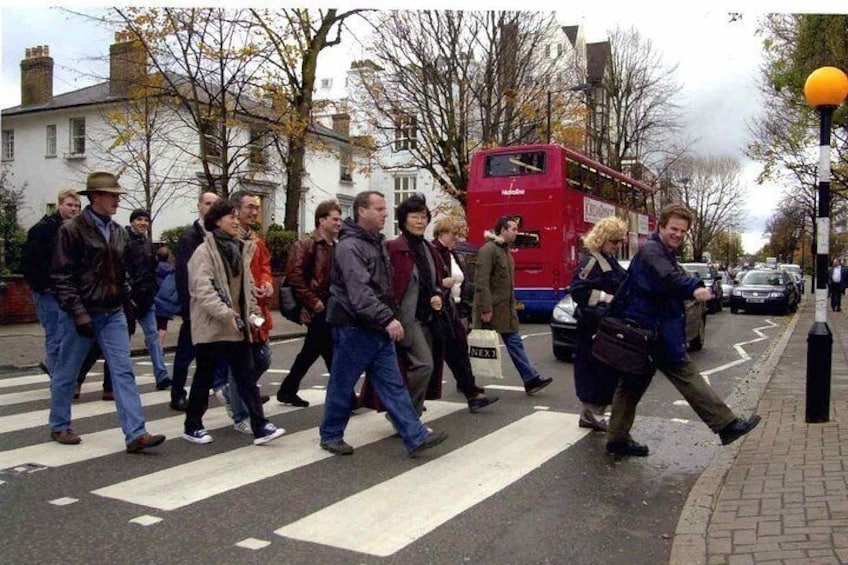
[21,188,81,375]
[568,216,629,432]
[319,191,447,457]
[49,172,165,453]
[828,257,845,312]
[276,199,342,408]
[606,203,761,457]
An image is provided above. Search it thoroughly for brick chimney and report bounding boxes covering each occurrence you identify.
[331,113,350,137]
[110,30,148,97]
[20,45,53,107]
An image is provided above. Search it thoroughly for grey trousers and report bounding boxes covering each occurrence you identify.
[398,320,434,415]
[608,355,737,442]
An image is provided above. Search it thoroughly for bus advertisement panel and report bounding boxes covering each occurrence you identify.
[466,144,656,316]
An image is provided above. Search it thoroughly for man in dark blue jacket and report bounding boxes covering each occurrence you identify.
[607,203,761,457]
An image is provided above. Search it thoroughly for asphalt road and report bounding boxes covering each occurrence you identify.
[0,309,790,565]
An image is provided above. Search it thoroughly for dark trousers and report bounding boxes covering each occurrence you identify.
[278,313,333,396]
[185,340,268,435]
[443,324,479,399]
[171,317,194,403]
[608,355,736,442]
[829,283,843,311]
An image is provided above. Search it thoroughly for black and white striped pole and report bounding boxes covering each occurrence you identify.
[803,66,848,423]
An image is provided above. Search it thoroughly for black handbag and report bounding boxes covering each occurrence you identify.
[591,316,656,376]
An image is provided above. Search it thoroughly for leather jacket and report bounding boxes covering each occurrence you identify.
[51,207,130,326]
[124,226,158,313]
[284,230,335,324]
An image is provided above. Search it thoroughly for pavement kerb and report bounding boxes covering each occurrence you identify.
[668,306,801,565]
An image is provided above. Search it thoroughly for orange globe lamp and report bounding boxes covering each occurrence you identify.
[804,66,848,108]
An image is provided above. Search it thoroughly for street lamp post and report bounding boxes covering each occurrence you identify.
[803,66,848,423]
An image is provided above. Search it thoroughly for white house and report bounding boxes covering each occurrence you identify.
[0,36,374,241]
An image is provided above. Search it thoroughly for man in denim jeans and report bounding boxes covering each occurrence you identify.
[22,189,81,375]
[319,191,447,457]
[49,172,165,452]
[472,216,552,395]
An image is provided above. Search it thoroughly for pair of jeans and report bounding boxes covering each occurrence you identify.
[278,312,333,397]
[500,332,540,383]
[50,310,148,442]
[135,306,169,383]
[228,340,271,423]
[32,291,62,374]
[320,326,429,452]
[185,340,269,435]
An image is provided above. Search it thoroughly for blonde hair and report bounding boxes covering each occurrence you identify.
[433,216,466,238]
[57,189,80,204]
[582,216,627,252]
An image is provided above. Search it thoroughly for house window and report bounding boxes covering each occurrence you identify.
[339,148,352,182]
[393,175,417,234]
[320,78,333,89]
[248,127,268,166]
[69,117,85,155]
[46,124,57,157]
[200,118,221,159]
[394,114,418,151]
[1,129,13,161]
[337,194,354,220]
[557,43,563,57]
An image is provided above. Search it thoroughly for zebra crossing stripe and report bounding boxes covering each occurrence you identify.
[0,376,156,407]
[90,400,466,511]
[275,411,586,557]
[0,389,327,470]
[0,374,51,389]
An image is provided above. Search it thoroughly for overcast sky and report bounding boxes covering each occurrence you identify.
[1,1,841,254]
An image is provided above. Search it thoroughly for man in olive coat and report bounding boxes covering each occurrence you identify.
[472,215,552,395]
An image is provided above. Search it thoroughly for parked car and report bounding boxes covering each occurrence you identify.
[729,269,800,314]
[779,264,805,294]
[551,260,707,360]
[719,271,733,305]
[681,262,723,313]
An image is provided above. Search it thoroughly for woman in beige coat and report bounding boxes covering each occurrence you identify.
[182,199,284,446]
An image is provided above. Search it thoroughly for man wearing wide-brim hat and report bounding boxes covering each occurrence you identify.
[49,171,166,453]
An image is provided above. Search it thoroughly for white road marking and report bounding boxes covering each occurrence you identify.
[91,400,466,511]
[276,411,587,557]
[48,497,78,506]
[129,515,163,526]
[0,389,326,470]
[0,374,50,388]
[235,538,271,550]
[482,385,526,392]
[0,376,156,407]
[700,319,778,378]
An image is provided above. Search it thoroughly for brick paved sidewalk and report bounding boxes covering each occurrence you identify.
[671,296,848,564]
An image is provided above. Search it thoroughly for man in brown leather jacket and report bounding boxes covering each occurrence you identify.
[276,199,342,407]
[49,171,166,453]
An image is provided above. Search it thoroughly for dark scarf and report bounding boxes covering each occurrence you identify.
[213,229,242,278]
[404,232,435,322]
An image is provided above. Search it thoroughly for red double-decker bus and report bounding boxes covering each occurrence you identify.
[465,144,656,316]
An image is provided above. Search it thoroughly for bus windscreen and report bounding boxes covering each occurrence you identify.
[484,151,546,177]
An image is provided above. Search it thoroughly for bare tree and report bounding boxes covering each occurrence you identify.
[670,156,746,261]
[604,26,684,172]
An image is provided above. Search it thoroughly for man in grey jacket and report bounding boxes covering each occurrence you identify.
[319,190,447,457]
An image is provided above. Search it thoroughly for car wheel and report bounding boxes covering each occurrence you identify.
[553,345,573,362]
[689,314,706,351]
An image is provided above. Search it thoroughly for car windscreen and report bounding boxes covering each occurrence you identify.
[683,265,710,278]
[742,272,783,286]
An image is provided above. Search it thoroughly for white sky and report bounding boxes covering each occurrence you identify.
[1,1,843,254]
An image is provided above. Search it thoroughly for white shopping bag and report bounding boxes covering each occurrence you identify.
[467,329,504,380]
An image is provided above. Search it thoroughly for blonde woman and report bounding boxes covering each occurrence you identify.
[567,216,629,431]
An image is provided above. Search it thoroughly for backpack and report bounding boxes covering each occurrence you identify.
[278,237,317,324]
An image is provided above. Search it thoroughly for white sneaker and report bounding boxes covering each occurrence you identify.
[233,420,252,435]
[182,428,213,444]
[253,423,285,445]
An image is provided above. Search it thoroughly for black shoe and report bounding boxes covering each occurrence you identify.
[277,393,310,408]
[169,397,187,412]
[524,377,553,396]
[155,377,172,391]
[578,409,609,432]
[719,415,762,446]
[260,395,271,404]
[321,439,354,455]
[468,395,500,413]
[606,438,650,457]
[409,429,448,457]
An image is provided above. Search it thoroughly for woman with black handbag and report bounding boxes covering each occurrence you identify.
[568,216,629,432]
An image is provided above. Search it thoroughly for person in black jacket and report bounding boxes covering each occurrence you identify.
[21,189,81,374]
[169,191,220,411]
[568,216,629,432]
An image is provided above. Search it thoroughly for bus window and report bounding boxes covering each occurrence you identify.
[484,151,547,177]
[566,158,584,191]
[514,230,541,248]
[583,167,598,194]
[599,173,617,202]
